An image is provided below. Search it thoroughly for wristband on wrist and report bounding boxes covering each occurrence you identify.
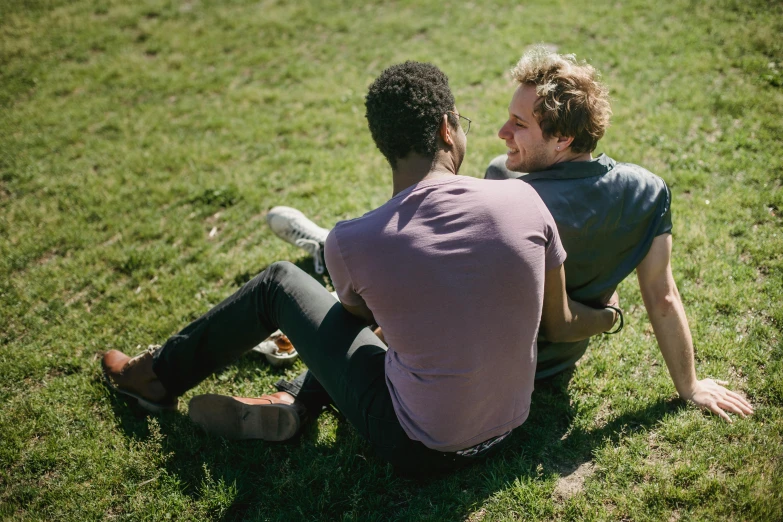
[603,305,624,334]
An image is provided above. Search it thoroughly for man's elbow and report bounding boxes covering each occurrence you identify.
[646,290,680,317]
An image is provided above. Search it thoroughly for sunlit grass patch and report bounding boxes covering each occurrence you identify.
[1,0,781,520]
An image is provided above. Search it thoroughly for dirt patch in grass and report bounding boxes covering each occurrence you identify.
[553,461,595,500]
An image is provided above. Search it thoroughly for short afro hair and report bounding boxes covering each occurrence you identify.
[365,61,457,169]
[511,46,611,154]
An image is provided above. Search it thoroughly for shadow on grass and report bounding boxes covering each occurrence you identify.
[105,359,686,521]
[102,250,683,519]
[513,369,686,468]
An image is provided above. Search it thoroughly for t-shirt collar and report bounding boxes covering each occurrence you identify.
[520,153,616,182]
[389,175,463,202]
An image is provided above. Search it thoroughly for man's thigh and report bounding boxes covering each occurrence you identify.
[265,266,398,441]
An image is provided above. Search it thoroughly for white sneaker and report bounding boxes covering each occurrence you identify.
[266,206,329,274]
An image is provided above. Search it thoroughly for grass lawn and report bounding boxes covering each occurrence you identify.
[1,0,782,520]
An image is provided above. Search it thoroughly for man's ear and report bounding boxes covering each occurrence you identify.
[439,113,454,146]
[555,135,575,151]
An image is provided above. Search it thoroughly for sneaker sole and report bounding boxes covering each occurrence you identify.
[188,394,301,441]
[101,366,178,413]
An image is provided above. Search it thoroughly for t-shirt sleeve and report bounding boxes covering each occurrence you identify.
[324,226,364,307]
[655,179,673,236]
[534,195,567,270]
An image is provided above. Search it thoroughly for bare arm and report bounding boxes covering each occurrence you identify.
[636,234,753,422]
[540,264,618,342]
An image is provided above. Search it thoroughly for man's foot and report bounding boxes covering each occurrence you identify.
[266,206,329,274]
[188,392,307,441]
[102,347,178,413]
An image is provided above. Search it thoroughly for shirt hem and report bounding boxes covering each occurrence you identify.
[399,406,530,453]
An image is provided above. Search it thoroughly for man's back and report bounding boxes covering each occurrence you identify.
[325,175,565,451]
[487,154,672,377]
[485,45,753,421]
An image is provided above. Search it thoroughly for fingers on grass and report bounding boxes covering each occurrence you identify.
[725,390,754,411]
[729,396,754,415]
[709,403,732,423]
[717,399,746,418]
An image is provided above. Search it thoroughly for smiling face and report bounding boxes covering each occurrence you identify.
[498,84,559,173]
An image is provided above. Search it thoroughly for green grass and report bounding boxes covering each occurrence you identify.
[1,0,782,520]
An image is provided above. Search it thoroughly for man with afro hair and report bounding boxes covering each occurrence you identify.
[103,61,616,475]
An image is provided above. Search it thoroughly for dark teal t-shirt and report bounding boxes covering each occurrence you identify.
[486,154,673,378]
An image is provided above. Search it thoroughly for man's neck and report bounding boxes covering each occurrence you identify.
[391,152,456,197]
[554,150,593,165]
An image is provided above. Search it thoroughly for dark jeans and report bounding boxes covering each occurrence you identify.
[152,261,480,475]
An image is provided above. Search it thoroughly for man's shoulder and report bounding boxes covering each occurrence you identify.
[333,194,400,229]
[330,193,403,245]
[332,210,377,239]
[612,161,666,185]
[441,173,534,195]
[546,156,669,196]
[525,156,668,198]
[609,161,671,207]
[459,175,542,204]
[468,177,549,218]
[529,156,672,233]
[325,211,379,270]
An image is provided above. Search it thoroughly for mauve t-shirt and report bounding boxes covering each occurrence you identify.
[324,175,566,452]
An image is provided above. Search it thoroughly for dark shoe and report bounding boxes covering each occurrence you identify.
[102,346,178,413]
[188,392,306,441]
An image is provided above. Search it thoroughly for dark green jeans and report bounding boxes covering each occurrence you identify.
[152,261,484,475]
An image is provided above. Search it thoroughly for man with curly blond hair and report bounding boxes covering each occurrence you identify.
[486,45,753,422]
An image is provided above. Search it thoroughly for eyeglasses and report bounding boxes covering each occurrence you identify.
[448,111,472,135]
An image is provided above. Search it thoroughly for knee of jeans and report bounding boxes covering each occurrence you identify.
[484,154,511,180]
[247,260,298,291]
[264,260,298,282]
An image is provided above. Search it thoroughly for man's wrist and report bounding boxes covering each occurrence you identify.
[603,305,623,334]
[604,308,616,330]
[675,379,699,400]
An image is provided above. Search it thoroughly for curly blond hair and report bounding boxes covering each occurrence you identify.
[511,46,611,153]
